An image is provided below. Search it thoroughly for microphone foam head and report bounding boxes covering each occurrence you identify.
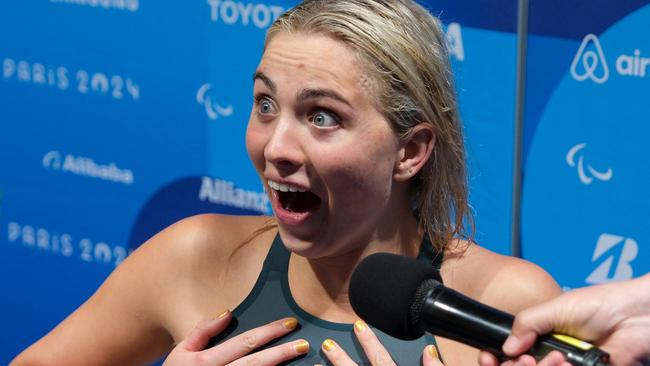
[349,252,442,340]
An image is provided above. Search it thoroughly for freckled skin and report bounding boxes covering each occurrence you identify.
[245,32,415,259]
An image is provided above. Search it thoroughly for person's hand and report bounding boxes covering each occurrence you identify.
[319,320,443,365]
[163,311,309,366]
[478,274,650,366]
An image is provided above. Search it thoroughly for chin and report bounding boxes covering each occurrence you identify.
[276,229,327,258]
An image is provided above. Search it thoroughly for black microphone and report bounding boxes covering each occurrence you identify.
[349,252,611,366]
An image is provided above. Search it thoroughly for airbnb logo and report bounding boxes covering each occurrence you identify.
[571,34,609,84]
[571,33,650,84]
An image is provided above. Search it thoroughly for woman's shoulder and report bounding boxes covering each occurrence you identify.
[137,213,278,337]
[10,214,278,366]
[441,240,562,314]
[136,214,279,308]
[139,213,276,267]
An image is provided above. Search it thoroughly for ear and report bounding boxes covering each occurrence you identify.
[394,124,435,181]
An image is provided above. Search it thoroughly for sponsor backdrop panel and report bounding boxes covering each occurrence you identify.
[0,0,518,364]
[522,1,650,289]
[0,1,287,363]
[427,0,518,254]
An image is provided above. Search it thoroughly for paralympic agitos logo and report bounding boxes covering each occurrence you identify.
[571,33,650,84]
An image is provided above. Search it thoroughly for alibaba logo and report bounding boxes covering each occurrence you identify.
[196,83,234,121]
[566,143,613,185]
[571,34,609,84]
[42,150,62,170]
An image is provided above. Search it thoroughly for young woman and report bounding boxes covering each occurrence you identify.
[12,1,561,365]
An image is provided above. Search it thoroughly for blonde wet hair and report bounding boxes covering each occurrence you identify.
[266,0,473,252]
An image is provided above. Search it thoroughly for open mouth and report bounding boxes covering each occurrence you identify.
[268,180,322,213]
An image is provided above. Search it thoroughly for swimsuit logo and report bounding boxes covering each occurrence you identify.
[566,143,613,185]
[196,83,234,121]
[571,34,609,84]
[586,233,638,284]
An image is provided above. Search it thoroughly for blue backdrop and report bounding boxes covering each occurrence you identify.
[522,0,650,290]
[1,0,648,364]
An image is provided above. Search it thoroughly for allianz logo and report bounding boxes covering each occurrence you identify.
[196,83,234,121]
[566,143,613,185]
[207,0,286,29]
[571,33,649,84]
[42,150,134,185]
[199,176,270,214]
[586,233,638,284]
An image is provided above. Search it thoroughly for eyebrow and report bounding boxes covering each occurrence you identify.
[253,71,276,94]
[297,88,352,108]
[253,71,352,108]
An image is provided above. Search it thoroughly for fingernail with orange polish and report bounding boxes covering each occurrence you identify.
[427,345,439,359]
[294,340,309,354]
[322,338,336,351]
[354,319,366,332]
[283,317,298,330]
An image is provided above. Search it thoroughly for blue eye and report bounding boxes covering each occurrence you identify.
[256,96,276,115]
[311,110,340,127]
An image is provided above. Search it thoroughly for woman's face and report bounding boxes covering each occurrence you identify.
[246,32,410,258]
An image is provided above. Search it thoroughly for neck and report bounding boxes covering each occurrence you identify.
[289,212,422,322]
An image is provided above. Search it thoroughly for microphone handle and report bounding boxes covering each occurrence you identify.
[530,334,611,366]
[419,284,610,366]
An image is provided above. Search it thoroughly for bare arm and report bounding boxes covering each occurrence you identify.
[10,214,239,366]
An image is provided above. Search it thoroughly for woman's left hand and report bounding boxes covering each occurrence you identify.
[320,320,444,366]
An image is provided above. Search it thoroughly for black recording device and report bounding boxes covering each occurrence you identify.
[349,253,611,366]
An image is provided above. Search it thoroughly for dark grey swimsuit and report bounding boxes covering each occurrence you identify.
[208,234,443,365]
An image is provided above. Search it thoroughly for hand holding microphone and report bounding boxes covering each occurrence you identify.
[480,273,650,366]
[349,253,612,366]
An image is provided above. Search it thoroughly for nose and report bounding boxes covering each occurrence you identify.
[264,118,304,173]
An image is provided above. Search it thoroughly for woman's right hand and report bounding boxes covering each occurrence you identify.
[163,311,309,366]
